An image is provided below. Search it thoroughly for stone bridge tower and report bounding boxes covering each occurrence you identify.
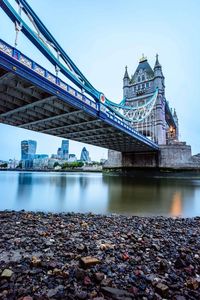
[123,54,178,145]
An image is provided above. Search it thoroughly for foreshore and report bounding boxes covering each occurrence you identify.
[0,211,200,299]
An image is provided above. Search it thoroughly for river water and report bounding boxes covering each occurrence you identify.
[1,171,200,217]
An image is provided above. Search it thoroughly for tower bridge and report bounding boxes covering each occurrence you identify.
[0,0,196,169]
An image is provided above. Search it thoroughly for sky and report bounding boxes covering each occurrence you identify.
[0,0,200,161]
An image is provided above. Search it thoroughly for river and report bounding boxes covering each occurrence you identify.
[1,171,200,217]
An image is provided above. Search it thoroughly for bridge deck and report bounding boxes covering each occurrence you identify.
[0,40,159,153]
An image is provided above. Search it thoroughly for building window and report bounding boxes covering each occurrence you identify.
[142,75,145,81]
[138,76,141,82]
[134,86,136,92]
[142,83,145,89]
[146,82,149,88]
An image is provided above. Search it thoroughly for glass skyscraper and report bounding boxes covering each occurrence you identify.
[61,140,69,160]
[21,140,37,160]
[80,147,90,162]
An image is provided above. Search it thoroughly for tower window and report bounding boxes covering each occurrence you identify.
[142,75,145,81]
[138,76,141,82]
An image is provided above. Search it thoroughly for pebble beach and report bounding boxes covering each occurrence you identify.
[0,211,200,299]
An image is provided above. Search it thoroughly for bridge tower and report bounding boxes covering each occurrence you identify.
[122,54,178,145]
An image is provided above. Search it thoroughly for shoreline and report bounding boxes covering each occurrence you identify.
[0,211,200,299]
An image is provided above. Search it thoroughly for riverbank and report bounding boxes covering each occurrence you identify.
[0,211,200,299]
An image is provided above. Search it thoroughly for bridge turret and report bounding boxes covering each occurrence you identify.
[173,109,179,140]
[153,54,165,94]
[123,66,130,98]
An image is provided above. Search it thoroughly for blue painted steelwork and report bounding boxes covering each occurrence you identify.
[0,39,159,151]
[0,0,101,101]
[0,0,158,125]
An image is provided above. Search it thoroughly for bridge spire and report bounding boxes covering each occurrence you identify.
[123,65,129,79]
[154,53,161,68]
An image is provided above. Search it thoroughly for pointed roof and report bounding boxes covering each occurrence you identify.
[123,66,129,79]
[154,54,161,68]
[131,56,154,83]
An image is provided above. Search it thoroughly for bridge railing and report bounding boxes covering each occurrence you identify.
[0,39,99,110]
[0,39,158,149]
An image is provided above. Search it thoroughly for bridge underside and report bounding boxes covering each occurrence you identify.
[0,55,158,153]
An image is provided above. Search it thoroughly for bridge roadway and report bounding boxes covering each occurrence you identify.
[0,39,159,153]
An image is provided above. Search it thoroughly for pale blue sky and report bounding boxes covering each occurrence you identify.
[0,0,200,160]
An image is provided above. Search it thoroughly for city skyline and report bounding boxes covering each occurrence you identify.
[0,0,200,159]
[1,138,95,162]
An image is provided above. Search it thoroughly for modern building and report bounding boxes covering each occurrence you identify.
[21,140,37,168]
[123,54,179,145]
[61,140,69,160]
[68,154,77,162]
[56,140,69,160]
[33,154,49,169]
[57,147,62,159]
[80,147,90,162]
[21,140,37,160]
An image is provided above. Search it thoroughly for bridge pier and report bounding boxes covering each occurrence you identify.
[104,142,200,171]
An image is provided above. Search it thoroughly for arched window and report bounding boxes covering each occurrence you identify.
[138,76,141,82]
[142,75,145,81]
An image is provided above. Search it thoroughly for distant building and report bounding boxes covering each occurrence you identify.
[21,140,37,169]
[56,140,69,160]
[21,140,37,160]
[68,154,77,162]
[7,159,19,169]
[100,158,107,165]
[57,147,62,159]
[80,147,90,162]
[61,140,69,160]
[33,154,49,169]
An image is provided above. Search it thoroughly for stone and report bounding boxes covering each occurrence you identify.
[31,256,41,267]
[101,287,133,298]
[156,282,169,297]
[76,291,88,299]
[100,243,114,250]
[1,269,13,278]
[80,256,100,268]
[94,272,105,282]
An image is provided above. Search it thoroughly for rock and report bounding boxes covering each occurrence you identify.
[75,268,85,280]
[1,269,13,278]
[80,256,100,268]
[31,256,41,267]
[94,272,105,282]
[101,278,112,286]
[186,278,200,289]
[83,275,91,285]
[76,291,88,299]
[101,287,133,299]
[156,282,169,297]
[100,243,114,250]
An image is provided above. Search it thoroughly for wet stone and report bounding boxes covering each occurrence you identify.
[1,269,13,278]
[80,256,100,268]
[156,282,169,297]
[0,211,200,299]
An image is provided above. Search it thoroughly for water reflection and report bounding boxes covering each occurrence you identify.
[17,173,33,203]
[104,176,197,216]
[170,191,182,216]
[0,171,200,216]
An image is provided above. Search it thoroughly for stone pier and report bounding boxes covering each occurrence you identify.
[104,142,200,171]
